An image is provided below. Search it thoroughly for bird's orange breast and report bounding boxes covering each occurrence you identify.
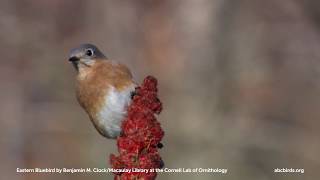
[75,60,135,137]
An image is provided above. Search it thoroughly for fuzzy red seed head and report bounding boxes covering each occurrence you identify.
[110,76,164,180]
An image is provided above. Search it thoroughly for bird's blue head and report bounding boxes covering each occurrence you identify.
[68,43,107,71]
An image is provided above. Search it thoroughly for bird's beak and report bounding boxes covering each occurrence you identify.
[69,56,80,62]
[69,56,80,71]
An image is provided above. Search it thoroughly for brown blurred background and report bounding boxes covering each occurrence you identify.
[1,0,319,180]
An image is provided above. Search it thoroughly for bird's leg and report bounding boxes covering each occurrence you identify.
[130,89,139,99]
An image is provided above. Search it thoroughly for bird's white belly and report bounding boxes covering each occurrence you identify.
[96,85,135,138]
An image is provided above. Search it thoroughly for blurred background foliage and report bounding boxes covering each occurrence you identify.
[0,0,319,180]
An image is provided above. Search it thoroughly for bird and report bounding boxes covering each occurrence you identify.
[68,43,137,138]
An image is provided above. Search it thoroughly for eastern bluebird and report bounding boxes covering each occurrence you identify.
[68,44,136,138]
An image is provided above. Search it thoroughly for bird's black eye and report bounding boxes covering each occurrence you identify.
[85,49,93,56]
